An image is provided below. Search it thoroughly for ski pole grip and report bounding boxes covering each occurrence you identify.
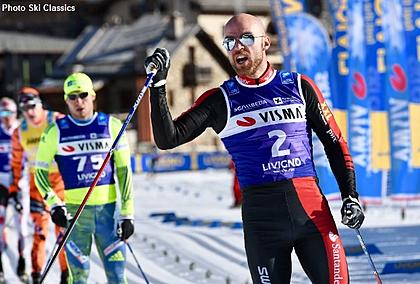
[146,62,159,75]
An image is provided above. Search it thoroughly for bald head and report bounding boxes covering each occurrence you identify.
[222,13,270,78]
[224,13,266,37]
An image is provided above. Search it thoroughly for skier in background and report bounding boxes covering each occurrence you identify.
[0,97,22,283]
[35,72,135,283]
[10,88,68,283]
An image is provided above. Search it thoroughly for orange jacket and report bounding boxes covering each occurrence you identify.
[10,110,63,194]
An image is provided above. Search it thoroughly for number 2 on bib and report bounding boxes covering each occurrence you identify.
[268,130,290,157]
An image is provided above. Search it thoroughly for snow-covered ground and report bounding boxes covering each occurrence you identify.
[3,170,420,283]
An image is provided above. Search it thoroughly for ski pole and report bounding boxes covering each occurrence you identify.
[127,242,149,284]
[40,67,158,283]
[355,228,382,284]
[43,229,64,275]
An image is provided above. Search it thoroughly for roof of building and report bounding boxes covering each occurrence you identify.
[194,0,269,14]
[0,31,73,54]
[51,13,234,78]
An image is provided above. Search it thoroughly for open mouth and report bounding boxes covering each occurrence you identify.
[235,55,248,65]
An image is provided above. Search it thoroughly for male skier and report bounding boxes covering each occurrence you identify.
[35,72,135,283]
[145,13,364,283]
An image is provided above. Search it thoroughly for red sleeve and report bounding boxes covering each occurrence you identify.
[301,74,357,199]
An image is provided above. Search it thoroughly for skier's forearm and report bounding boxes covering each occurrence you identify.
[35,168,60,206]
[150,86,184,149]
[150,87,226,149]
[116,165,134,217]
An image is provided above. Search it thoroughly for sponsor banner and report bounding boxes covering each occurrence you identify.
[365,0,390,199]
[347,0,382,201]
[130,155,136,173]
[403,0,420,105]
[140,153,191,172]
[136,152,231,173]
[333,110,348,140]
[196,152,231,169]
[382,259,420,274]
[285,13,331,78]
[382,0,419,198]
[345,243,382,256]
[404,1,420,191]
[327,2,349,195]
[269,0,305,70]
[328,0,349,111]
[410,104,420,167]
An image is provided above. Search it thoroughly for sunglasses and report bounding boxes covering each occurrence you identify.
[223,33,265,51]
[66,92,89,101]
[0,110,15,117]
[20,104,37,112]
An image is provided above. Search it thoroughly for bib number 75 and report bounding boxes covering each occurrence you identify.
[73,154,104,172]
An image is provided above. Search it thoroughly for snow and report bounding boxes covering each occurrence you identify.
[3,169,420,283]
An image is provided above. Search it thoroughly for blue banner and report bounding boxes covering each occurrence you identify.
[134,152,231,173]
[327,0,351,199]
[196,152,231,169]
[269,0,305,70]
[403,0,420,197]
[141,153,192,172]
[347,0,380,201]
[328,0,350,129]
[363,0,390,201]
[381,0,417,199]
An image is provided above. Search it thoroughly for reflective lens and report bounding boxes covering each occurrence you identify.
[19,93,41,105]
[66,92,89,101]
[0,110,15,117]
[222,34,264,51]
[20,104,37,112]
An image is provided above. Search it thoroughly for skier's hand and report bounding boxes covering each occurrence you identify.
[144,48,170,87]
[51,204,71,228]
[117,218,134,241]
[341,196,364,229]
[9,192,23,213]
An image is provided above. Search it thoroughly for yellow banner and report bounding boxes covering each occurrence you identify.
[333,109,348,141]
[410,103,420,167]
[371,111,391,170]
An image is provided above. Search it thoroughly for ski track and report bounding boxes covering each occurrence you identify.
[1,170,420,283]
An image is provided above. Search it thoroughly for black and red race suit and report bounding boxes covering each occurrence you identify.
[150,64,357,284]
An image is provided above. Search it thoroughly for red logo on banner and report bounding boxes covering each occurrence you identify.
[352,72,366,99]
[62,145,75,152]
[390,64,407,92]
[236,117,256,127]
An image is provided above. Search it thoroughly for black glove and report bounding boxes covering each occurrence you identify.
[9,192,23,213]
[144,48,170,87]
[341,196,365,229]
[50,205,71,228]
[117,219,134,241]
